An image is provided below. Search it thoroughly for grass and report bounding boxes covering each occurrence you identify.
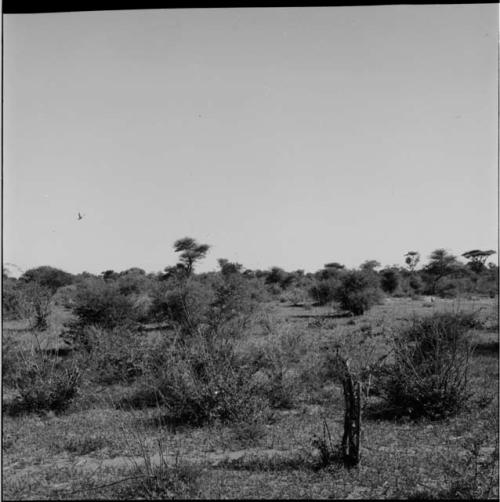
[2,296,498,499]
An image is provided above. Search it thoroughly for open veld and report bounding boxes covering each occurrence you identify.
[2,294,498,500]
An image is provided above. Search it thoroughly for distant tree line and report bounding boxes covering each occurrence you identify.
[3,243,497,326]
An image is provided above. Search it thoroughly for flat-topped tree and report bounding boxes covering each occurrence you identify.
[324,262,345,270]
[360,260,381,272]
[462,249,496,273]
[173,237,210,276]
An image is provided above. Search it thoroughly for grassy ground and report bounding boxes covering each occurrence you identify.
[2,296,498,499]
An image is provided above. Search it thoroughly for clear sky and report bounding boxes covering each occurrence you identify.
[3,4,498,276]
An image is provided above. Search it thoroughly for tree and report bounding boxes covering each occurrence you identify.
[265,267,293,289]
[217,258,243,276]
[360,260,381,272]
[423,249,461,295]
[380,267,400,294]
[334,270,383,315]
[324,262,345,270]
[172,237,210,276]
[20,266,73,293]
[404,252,420,273]
[461,249,496,274]
[101,270,118,282]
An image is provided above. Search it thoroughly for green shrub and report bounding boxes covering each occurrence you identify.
[408,274,424,294]
[380,268,399,294]
[72,278,137,330]
[378,312,475,420]
[20,266,73,293]
[334,271,382,315]
[309,279,339,306]
[6,351,81,415]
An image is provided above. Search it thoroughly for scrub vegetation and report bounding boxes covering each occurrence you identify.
[2,239,498,499]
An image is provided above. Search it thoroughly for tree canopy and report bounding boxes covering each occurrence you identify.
[20,266,73,293]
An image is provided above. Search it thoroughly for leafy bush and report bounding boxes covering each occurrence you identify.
[380,268,399,294]
[20,266,73,293]
[5,350,81,415]
[334,271,382,315]
[265,267,293,289]
[309,279,339,306]
[407,274,424,294]
[71,278,138,330]
[115,269,150,296]
[378,312,475,420]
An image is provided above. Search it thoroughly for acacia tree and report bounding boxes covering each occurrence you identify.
[360,260,381,272]
[423,249,461,294]
[324,262,345,271]
[169,237,210,276]
[462,249,496,274]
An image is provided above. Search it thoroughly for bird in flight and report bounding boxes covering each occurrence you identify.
[77,212,83,220]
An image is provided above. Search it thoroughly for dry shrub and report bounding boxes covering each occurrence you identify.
[242,329,308,409]
[80,327,146,385]
[377,312,475,420]
[122,331,268,426]
[5,349,81,415]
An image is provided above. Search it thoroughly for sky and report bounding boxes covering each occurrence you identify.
[3,4,498,276]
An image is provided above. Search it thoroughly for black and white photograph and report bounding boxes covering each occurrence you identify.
[2,1,499,499]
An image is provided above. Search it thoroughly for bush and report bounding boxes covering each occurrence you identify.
[72,278,138,330]
[20,266,73,293]
[123,333,267,426]
[309,279,339,306]
[2,278,23,320]
[83,327,145,385]
[283,287,308,306]
[243,330,307,409]
[5,350,81,415]
[207,273,263,336]
[378,312,475,420]
[334,271,382,315]
[18,282,53,330]
[408,274,424,294]
[149,278,213,331]
[380,268,399,294]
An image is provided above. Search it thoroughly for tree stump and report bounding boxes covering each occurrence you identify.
[335,355,361,467]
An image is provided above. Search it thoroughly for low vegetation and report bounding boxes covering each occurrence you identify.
[2,240,498,499]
